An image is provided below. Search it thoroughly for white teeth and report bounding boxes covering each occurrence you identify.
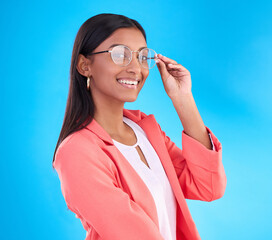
[118,79,138,85]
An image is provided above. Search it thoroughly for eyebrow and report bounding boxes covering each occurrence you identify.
[108,44,147,51]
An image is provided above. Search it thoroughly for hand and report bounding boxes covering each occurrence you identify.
[156,54,192,100]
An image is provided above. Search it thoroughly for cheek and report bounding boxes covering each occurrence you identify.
[143,69,149,80]
[91,61,118,80]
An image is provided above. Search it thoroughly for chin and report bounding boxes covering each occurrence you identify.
[118,92,139,102]
[126,99,137,103]
[125,96,137,102]
[121,95,138,103]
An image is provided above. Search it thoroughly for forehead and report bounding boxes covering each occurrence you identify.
[97,28,147,50]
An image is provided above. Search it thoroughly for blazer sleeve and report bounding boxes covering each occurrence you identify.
[54,136,164,240]
[158,124,227,202]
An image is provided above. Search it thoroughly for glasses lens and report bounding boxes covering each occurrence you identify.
[139,48,157,69]
[111,45,131,66]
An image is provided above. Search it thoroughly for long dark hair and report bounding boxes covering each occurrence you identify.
[52,13,146,166]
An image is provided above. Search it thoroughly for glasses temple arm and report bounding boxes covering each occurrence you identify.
[88,50,110,56]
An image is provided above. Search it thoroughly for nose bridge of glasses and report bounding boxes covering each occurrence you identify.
[129,50,142,66]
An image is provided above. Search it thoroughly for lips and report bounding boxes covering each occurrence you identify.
[117,78,140,89]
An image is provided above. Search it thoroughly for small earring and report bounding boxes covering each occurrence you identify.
[87,77,90,91]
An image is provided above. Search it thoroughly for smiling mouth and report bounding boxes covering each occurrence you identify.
[116,78,141,89]
[117,79,139,85]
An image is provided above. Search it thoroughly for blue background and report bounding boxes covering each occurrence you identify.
[1,0,271,239]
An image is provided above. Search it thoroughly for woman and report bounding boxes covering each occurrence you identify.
[53,13,227,240]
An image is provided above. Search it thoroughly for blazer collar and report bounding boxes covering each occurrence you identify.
[84,109,155,145]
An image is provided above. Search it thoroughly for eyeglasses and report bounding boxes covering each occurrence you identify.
[87,45,158,69]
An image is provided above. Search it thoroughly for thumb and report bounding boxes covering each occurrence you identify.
[156,58,170,81]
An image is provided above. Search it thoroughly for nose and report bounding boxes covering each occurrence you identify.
[126,52,142,74]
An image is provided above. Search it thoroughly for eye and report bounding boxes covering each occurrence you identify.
[112,52,131,60]
[140,55,148,61]
[113,52,124,58]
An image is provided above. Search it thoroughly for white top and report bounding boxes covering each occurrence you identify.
[112,116,177,240]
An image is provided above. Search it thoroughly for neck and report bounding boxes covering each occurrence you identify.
[93,98,127,137]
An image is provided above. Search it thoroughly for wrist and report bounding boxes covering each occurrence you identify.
[171,92,194,110]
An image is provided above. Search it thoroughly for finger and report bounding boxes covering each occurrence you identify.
[168,71,188,77]
[167,63,188,71]
[167,64,190,76]
[157,54,177,65]
[167,68,185,74]
[167,69,185,74]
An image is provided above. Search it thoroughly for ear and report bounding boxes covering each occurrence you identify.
[76,54,92,77]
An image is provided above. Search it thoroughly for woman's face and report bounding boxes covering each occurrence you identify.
[88,27,149,105]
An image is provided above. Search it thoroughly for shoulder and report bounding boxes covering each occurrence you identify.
[57,128,98,152]
[53,128,105,170]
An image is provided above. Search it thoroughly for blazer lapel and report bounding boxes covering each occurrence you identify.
[135,114,196,230]
[85,112,160,228]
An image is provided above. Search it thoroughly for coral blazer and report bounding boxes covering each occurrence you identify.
[54,109,227,240]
